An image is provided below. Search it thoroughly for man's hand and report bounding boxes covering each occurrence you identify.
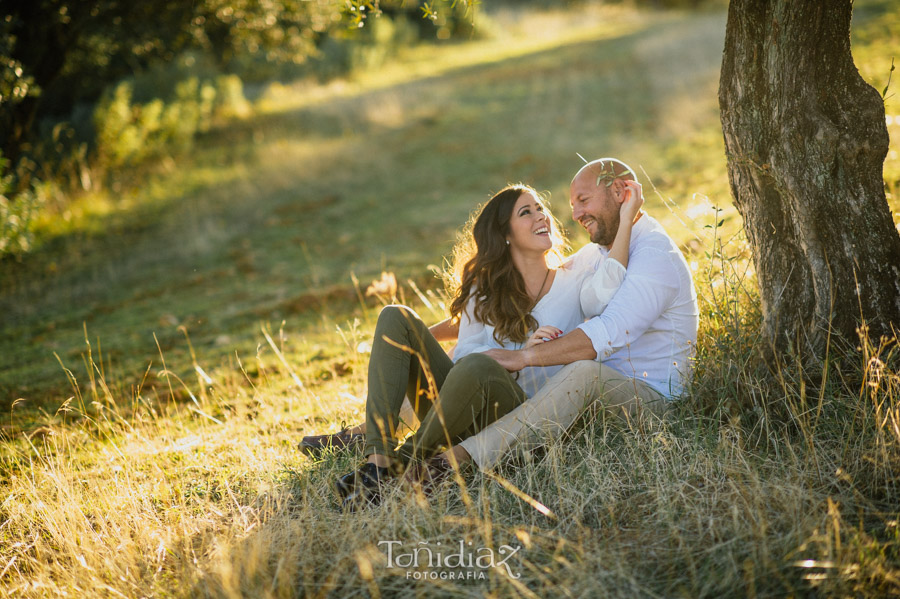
[483,348,528,372]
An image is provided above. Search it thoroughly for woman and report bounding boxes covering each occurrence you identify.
[336,184,587,510]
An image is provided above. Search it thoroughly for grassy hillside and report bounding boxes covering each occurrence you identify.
[1,4,733,414]
[1,2,898,597]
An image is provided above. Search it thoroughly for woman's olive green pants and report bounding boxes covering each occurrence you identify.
[364,305,526,464]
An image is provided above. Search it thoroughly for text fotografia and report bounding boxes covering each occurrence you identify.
[378,540,522,580]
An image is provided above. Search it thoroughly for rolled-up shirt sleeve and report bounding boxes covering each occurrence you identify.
[577,247,680,360]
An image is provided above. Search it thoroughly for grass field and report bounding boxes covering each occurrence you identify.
[1,1,899,597]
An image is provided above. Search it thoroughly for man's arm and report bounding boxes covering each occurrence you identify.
[578,246,679,361]
[487,245,680,373]
[483,328,596,372]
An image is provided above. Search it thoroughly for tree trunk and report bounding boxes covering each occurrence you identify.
[719,0,900,362]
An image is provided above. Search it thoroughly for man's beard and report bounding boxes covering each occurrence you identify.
[589,214,619,246]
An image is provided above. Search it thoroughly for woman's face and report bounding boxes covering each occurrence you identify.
[505,192,553,255]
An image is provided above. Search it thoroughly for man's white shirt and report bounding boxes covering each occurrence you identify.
[570,213,699,398]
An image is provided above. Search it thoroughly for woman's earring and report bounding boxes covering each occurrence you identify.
[506,240,510,246]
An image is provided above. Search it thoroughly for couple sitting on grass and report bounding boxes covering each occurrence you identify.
[302,157,699,511]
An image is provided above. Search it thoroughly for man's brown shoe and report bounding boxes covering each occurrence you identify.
[298,427,364,456]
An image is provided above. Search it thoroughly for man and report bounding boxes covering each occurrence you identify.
[412,157,699,479]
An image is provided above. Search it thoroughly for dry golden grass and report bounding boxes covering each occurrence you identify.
[2,222,899,597]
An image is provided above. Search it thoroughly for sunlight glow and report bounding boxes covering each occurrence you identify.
[685,202,712,220]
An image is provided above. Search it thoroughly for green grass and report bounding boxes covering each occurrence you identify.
[1,2,899,597]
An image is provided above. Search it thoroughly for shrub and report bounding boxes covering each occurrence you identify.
[92,73,250,171]
[0,153,42,257]
[213,75,251,119]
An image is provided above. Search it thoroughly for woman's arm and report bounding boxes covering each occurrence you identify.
[428,318,458,342]
[581,179,644,317]
[607,179,644,268]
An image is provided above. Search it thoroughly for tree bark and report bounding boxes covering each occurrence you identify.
[719,0,900,362]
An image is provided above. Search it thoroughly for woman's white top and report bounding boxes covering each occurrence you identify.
[454,264,607,398]
[580,257,626,318]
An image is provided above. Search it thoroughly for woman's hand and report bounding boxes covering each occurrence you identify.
[524,326,563,349]
[619,179,644,222]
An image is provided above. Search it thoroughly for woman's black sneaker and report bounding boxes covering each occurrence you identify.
[335,462,394,511]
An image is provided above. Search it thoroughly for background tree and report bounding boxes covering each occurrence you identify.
[0,0,470,173]
[0,0,339,166]
[718,0,900,363]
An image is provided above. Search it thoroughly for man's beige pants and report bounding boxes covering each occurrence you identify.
[458,360,668,470]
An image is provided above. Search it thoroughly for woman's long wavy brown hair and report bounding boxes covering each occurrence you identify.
[446,185,567,344]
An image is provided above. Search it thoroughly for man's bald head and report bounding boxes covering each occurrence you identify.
[571,157,637,188]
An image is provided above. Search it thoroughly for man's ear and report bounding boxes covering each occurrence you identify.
[611,179,626,204]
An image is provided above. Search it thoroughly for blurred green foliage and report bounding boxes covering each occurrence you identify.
[491,0,725,7]
[93,75,251,170]
[1,0,478,162]
[0,151,40,255]
[1,0,337,163]
[0,0,480,258]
